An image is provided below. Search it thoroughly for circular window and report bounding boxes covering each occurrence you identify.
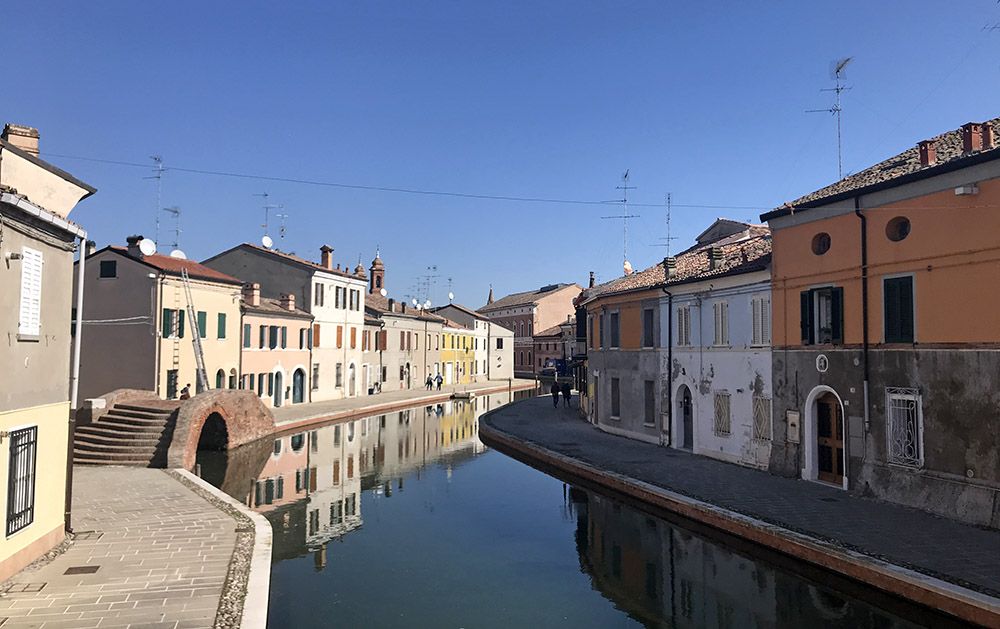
[886,216,911,242]
[811,232,831,255]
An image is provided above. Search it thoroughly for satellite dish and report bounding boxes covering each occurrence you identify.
[138,238,157,256]
[379,288,388,297]
[261,235,274,249]
[412,298,419,306]
[424,300,431,308]
[623,260,634,275]
[448,292,454,301]
[169,249,187,259]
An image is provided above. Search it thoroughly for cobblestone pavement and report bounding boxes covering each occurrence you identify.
[485,396,1000,597]
[0,467,237,629]
[272,378,537,426]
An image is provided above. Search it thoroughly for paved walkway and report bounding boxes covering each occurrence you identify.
[484,396,1000,599]
[272,378,536,428]
[0,468,238,629]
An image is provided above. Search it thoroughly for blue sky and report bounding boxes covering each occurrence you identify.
[4,2,999,307]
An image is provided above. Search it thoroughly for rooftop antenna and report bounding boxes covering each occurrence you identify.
[254,192,282,239]
[145,156,165,244]
[416,265,440,304]
[807,57,853,179]
[161,206,181,250]
[602,169,640,274]
[650,193,679,257]
[275,212,289,242]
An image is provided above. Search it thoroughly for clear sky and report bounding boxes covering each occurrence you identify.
[4,2,999,307]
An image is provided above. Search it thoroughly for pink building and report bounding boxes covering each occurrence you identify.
[240,283,314,408]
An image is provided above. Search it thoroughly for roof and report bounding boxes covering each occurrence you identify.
[431,303,490,321]
[534,324,563,339]
[478,282,581,313]
[365,291,445,322]
[0,138,97,198]
[579,222,771,305]
[762,117,1000,220]
[242,297,313,320]
[203,243,367,281]
[439,316,470,330]
[104,247,244,285]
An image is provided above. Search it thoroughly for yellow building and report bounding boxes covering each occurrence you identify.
[0,124,95,580]
[77,239,244,401]
[439,320,475,385]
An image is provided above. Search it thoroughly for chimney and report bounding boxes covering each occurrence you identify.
[983,125,995,151]
[242,283,261,307]
[280,292,295,311]
[320,245,334,270]
[663,256,677,279]
[85,240,97,256]
[126,234,144,258]
[709,247,724,270]
[2,124,40,157]
[962,122,983,154]
[401,302,406,314]
[918,140,936,167]
[388,298,395,312]
[588,271,596,288]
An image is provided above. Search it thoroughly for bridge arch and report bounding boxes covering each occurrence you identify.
[167,389,276,470]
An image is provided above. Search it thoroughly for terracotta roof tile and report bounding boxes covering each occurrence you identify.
[109,247,243,285]
[478,282,581,312]
[242,297,313,319]
[225,243,367,281]
[365,291,445,322]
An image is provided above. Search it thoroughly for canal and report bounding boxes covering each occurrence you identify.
[201,392,963,628]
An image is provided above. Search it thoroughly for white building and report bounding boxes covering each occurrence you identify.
[432,302,514,382]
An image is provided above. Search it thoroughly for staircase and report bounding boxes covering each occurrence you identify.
[74,401,181,467]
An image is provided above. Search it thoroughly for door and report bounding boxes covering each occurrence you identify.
[349,365,357,397]
[816,394,844,485]
[680,386,693,451]
[292,369,305,404]
[445,362,453,385]
[273,371,283,408]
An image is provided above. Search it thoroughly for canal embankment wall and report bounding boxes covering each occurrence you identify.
[479,396,1000,628]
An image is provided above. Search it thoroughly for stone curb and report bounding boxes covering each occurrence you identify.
[173,469,273,629]
[274,381,537,432]
[479,411,1000,628]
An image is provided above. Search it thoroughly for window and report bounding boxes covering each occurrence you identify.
[249,373,256,391]
[801,287,843,345]
[267,372,274,396]
[166,369,178,399]
[335,286,342,309]
[216,369,225,389]
[400,331,405,350]
[314,283,324,307]
[280,326,287,349]
[6,426,38,536]
[161,308,185,339]
[884,276,914,343]
[812,232,832,255]
[644,380,656,426]
[609,312,621,347]
[259,325,267,349]
[336,363,343,388]
[243,323,251,348]
[313,324,321,348]
[610,378,621,419]
[642,308,655,348]
[751,296,771,346]
[99,260,117,278]
[496,338,503,349]
[713,391,731,436]
[311,364,320,390]
[886,217,911,242]
[217,313,227,339]
[197,311,207,339]
[269,325,279,349]
[712,301,729,346]
[17,247,43,339]
[677,306,691,346]
[886,388,923,468]
[752,395,772,441]
[257,373,265,396]
[337,325,343,349]
[299,328,307,350]
[599,314,605,348]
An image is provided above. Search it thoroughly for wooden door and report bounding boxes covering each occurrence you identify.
[817,396,843,485]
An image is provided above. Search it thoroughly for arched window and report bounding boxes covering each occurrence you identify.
[215,369,225,389]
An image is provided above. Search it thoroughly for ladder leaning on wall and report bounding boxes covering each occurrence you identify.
[181,268,209,393]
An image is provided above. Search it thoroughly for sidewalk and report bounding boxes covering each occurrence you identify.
[481,396,1000,627]
[0,468,262,629]
[272,378,537,429]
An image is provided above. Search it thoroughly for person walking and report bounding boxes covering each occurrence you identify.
[179,384,191,400]
[436,374,443,390]
[550,380,560,408]
[561,382,572,407]
[425,375,434,391]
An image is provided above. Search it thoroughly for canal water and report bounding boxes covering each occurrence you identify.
[201,392,959,628]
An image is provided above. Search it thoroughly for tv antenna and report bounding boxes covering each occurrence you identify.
[145,156,166,244]
[602,169,640,274]
[807,57,853,179]
[275,212,289,242]
[161,206,181,250]
[650,193,678,257]
[254,192,282,238]
[416,265,440,304]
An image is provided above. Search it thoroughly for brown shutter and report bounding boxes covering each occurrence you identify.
[337,325,343,348]
[350,327,357,349]
[313,324,321,348]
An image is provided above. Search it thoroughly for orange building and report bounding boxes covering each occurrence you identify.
[761,119,1000,528]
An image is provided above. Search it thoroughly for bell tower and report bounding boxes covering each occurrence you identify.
[369,249,385,295]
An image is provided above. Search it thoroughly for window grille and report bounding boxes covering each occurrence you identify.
[713,391,731,436]
[886,387,922,467]
[7,426,38,536]
[752,395,772,441]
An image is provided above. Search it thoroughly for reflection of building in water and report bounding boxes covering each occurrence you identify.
[572,488,918,628]
[305,420,363,551]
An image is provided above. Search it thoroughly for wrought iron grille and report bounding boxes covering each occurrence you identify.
[7,426,38,536]
[886,387,922,468]
[713,392,731,436]
[752,396,772,441]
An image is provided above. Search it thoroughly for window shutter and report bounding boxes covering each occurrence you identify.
[800,291,813,344]
[197,311,207,338]
[884,279,900,342]
[162,308,173,338]
[762,297,771,344]
[218,313,227,339]
[899,279,914,342]
[752,298,761,345]
[178,310,186,338]
[243,323,251,348]
[313,324,321,348]
[259,325,266,348]
[18,247,43,336]
[281,326,287,349]
[831,287,844,345]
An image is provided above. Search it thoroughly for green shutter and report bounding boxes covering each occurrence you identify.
[885,277,914,343]
[197,311,207,338]
[178,310,185,338]
[830,287,844,345]
[800,291,813,344]
[243,323,251,348]
[281,326,287,349]
[217,313,227,339]
[162,308,173,338]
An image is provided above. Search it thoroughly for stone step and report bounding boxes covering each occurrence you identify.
[72,440,160,455]
[73,449,163,466]
[83,419,169,435]
[109,406,174,420]
[97,413,170,428]
[74,431,162,449]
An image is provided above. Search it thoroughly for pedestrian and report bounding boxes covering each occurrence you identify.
[561,382,572,407]
[436,374,443,390]
[426,375,433,391]
[551,380,560,408]
[179,384,191,400]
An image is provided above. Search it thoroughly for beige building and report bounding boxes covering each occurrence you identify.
[432,302,514,382]
[77,238,244,400]
[0,124,95,580]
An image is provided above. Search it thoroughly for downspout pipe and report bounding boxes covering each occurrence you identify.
[67,231,88,533]
[661,279,673,448]
[854,197,871,434]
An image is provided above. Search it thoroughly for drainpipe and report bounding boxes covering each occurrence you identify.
[661,274,673,447]
[854,197,871,435]
[66,232,88,533]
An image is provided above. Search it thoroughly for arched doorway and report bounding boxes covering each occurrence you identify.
[273,371,284,407]
[292,368,305,404]
[803,386,846,488]
[196,412,229,487]
[677,385,694,451]
[349,364,357,397]
[215,369,225,390]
